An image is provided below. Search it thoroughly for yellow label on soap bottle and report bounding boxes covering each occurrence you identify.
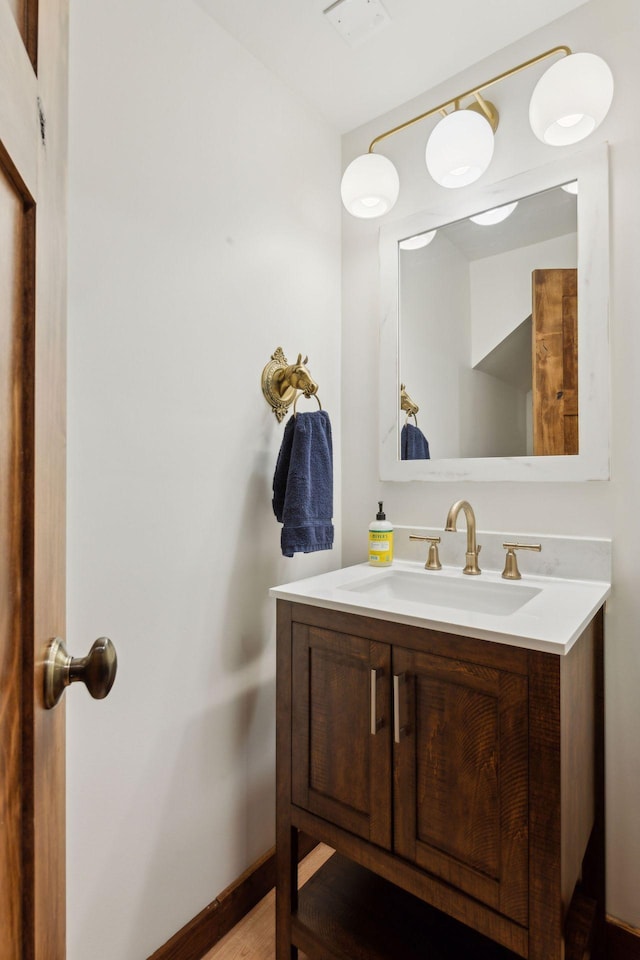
[368,529,394,566]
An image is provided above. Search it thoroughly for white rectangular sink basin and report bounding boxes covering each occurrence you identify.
[270,559,611,654]
[339,568,540,616]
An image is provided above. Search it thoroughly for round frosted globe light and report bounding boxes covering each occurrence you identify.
[529,52,614,146]
[340,153,400,218]
[425,110,494,189]
[470,201,518,225]
[399,230,437,250]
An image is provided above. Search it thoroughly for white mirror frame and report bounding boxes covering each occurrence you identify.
[378,143,610,482]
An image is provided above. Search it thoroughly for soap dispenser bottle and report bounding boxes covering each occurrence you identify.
[368,501,394,567]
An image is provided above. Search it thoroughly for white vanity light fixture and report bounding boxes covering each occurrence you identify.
[399,230,437,250]
[529,53,614,146]
[341,46,613,218]
[470,200,518,225]
[425,107,495,188]
[340,152,400,218]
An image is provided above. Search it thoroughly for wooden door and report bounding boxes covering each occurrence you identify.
[392,647,529,926]
[532,268,578,455]
[0,1,68,957]
[291,624,392,849]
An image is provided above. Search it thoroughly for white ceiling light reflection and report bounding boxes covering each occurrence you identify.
[399,230,437,250]
[470,201,518,226]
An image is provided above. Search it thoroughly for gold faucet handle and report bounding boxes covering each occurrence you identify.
[409,535,442,570]
[501,542,542,580]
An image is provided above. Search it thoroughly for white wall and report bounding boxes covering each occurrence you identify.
[342,0,640,928]
[459,368,527,458]
[400,236,469,458]
[470,232,577,364]
[66,1,341,958]
[401,230,539,459]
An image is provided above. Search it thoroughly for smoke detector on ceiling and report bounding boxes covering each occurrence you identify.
[323,0,391,47]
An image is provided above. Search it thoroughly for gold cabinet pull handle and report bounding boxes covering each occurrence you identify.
[393,673,408,744]
[370,668,384,735]
[43,636,118,709]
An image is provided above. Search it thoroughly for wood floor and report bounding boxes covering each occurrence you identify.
[199,843,518,960]
[200,844,334,960]
[198,844,639,960]
[198,843,517,960]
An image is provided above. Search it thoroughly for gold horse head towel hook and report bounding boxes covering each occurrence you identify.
[400,384,419,424]
[262,347,319,421]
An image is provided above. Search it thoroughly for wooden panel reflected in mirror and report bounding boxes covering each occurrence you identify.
[532,268,578,456]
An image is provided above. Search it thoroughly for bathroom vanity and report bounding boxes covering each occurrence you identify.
[272,562,609,960]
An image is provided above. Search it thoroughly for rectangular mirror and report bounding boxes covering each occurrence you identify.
[379,145,610,481]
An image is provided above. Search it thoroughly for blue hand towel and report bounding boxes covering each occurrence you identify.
[401,423,430,460]
[272,411,334,557]
[272,415,296,524]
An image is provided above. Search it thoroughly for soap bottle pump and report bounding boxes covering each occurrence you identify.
[368,501,394,567]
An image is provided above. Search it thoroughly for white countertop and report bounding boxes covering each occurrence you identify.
[270,560,611,655]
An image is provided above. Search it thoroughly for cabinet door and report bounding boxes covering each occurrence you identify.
[291,623,392,849]
[393,647,528,926]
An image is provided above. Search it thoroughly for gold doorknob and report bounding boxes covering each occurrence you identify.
[43,636,117,709]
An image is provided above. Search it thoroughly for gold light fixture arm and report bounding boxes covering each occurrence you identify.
[468,92,499,132]
[367,45,572,154]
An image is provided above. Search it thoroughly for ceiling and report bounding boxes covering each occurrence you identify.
[195,0,590,132]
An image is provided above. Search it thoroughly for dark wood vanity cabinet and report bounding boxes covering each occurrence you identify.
[392,644,529,927]
[291,626,392,850]
[276,601,604,960]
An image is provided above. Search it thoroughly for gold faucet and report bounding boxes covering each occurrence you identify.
[445,500,481,575]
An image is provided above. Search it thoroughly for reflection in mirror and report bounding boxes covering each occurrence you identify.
[400,384,430,459]
[379,146,609,481]
[398,183,577,460]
